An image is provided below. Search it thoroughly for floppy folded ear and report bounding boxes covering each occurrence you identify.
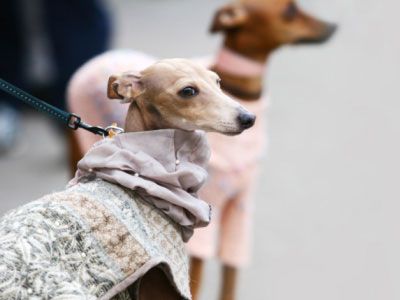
[107,75,122,99]
[210,4,248,33]
[107,73,143,103]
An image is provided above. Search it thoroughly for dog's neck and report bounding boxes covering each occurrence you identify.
[125,101,164,132]
[212,45,271,101]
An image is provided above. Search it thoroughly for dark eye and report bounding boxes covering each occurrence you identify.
[216,78,221,87]
[179,86,198,98]
[283,2,298,21]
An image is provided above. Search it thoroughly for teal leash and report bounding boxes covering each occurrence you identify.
[0,78,110,136]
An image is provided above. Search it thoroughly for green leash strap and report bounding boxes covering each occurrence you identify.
[0,78,109,136]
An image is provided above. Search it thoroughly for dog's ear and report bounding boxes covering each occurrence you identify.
[107,75,122,99]
[210,4,248,33]
[107,73,143,103]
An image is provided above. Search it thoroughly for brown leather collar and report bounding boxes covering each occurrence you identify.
[220,80,262,100]
[211,67,263,101]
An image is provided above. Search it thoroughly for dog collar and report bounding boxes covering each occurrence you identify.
[214,47,266,77]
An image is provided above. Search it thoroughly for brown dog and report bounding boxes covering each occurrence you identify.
[209,0,336,100]
[0,59,255,300]
[189,1,336,300]
[107,59,255,134]
[107,60,255,299]
[67,1,336,299]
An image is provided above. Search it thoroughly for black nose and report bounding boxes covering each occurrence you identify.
[237,112,256,130]
[325,23,338,39]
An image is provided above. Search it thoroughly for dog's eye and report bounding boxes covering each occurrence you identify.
[216,78,221,87]
[179,86,198,98]
[283,2,298,21]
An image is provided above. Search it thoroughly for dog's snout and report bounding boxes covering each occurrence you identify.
[237,111,256,130]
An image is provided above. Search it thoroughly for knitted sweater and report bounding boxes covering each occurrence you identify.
[0,129,211,300]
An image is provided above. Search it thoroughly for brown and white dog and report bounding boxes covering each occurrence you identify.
[107,59,255,135]
[0,59,254,300]
[67,1,336,299]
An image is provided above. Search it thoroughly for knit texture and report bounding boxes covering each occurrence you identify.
[0,179,190,299]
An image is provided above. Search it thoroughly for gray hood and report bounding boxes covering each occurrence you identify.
[69,129,211,241]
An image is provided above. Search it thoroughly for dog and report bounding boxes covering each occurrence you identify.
[0,59,254,300]
[66,1,337,299]
[189,1,337,300]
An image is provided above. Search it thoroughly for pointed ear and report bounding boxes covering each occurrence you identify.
[107,73,143,103]
[210,4,248,33]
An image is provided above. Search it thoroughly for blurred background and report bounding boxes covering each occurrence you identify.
[0,0,399,299]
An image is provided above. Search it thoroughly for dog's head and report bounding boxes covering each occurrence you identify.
[211,0,337,52]
[107,58,255,135]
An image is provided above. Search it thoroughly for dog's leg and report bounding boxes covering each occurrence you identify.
[189,256,204,300]
[68,131,83,176]
[220,265,237,300]
[137,267,181,300]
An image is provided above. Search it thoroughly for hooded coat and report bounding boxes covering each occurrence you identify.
[0,129,211,300]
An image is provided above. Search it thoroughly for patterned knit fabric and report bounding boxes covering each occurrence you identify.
[0,179,190,300]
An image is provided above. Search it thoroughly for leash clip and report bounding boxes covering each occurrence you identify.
[68,113,109,137]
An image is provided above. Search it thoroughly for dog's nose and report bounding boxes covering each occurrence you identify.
[325,23,338,39]
[237,111,256,129]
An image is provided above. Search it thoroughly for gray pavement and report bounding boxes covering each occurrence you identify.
[1,0,400,299]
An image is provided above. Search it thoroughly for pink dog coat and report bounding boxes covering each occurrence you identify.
[188,49,267,267]
[67,49,267,267]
